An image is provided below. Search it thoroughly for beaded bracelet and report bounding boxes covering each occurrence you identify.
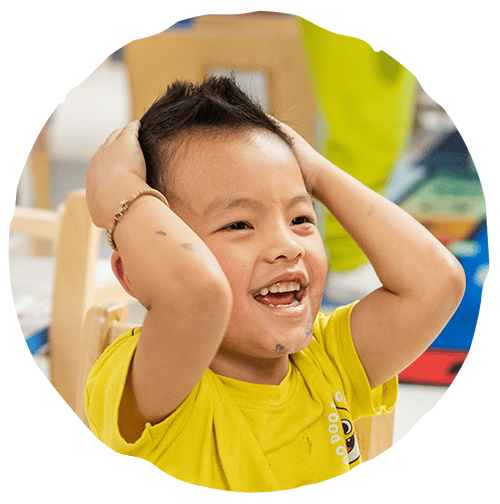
[106,188,169,251]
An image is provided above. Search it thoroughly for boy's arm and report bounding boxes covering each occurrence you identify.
[86,122,233,433]
[281,122,466,389]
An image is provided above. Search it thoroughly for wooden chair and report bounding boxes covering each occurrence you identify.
[76,302,133,426]
[10,189,134,413]
[355,409,394,461]
[77,302,394,461]
[124,13,317,145]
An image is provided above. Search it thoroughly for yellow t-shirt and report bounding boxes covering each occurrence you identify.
[85,303,397,492]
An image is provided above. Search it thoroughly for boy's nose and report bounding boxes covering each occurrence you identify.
[265,227,305,263]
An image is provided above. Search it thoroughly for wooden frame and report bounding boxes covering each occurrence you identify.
[10,189,133,412]
[125,13,317,145]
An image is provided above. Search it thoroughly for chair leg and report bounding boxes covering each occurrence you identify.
[355,409,395,462]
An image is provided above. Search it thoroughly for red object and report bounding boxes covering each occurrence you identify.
[398,349,468,386]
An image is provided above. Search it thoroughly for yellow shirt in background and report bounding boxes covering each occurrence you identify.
[85,303,397,492]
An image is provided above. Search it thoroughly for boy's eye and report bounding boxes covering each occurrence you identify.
[291,216,315,226]
[221,221,251,231]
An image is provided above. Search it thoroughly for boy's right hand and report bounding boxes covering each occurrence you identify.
[86,120,150,229]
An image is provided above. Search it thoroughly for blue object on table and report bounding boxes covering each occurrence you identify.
[431,219,488,351]
[422,129,477,180]
[170,18,194,29]
[26,327,49,355]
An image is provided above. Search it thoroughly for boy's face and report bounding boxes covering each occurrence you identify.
[169,130,328,370]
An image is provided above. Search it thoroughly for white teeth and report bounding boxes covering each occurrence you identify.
[258,281,301,296]
[274,298,300,308]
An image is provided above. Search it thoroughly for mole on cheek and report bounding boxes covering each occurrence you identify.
[275,344,286,354]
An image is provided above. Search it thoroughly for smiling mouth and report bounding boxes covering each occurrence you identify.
[253,280,307,308]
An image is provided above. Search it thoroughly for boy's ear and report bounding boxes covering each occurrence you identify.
[111,251,137,299]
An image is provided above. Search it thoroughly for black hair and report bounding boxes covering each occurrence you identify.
[138,75,293,196]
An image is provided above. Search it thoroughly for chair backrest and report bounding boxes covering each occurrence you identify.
[76,302,133,426]
[78,301,394,461]
[10,189,133,413]
[124,13,317,145]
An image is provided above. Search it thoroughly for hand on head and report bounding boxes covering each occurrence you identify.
[273,119,327,199]
[86,120,150,229]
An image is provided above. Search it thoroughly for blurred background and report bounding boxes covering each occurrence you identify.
[9,12,488,446]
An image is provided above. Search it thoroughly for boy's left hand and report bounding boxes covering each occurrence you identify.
[275,120,327,198]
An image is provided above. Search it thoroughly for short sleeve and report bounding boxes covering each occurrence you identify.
[84,328,144,445]
[314,303,398,421]
[84,328,197,456]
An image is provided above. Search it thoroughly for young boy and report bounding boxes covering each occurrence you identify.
[85,76,465,492]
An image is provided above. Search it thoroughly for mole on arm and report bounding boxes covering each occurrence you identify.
[181,243,201,253]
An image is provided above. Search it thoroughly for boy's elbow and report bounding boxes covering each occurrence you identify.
[412,255,466,348]
[181,263,233,323]
[205,270,233,317]
[147,258,233,327]
[451,260,466,307]
[185,269,233,337]
[437,254,466,311]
